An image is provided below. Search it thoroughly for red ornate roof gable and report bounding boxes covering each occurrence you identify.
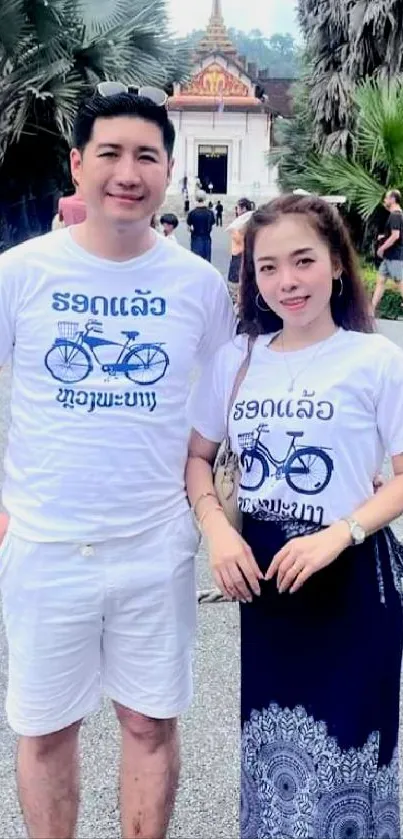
[181,62,249,98]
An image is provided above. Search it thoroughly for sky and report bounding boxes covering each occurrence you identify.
[167,0,299,38]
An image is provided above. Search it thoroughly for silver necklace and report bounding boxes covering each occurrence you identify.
[280,329,340,393]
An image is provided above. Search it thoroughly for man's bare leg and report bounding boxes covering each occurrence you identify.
[372,273,386,313]
[17,720,82,839]
[115,703,180,839]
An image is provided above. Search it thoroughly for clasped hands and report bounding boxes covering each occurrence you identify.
[209,519,352,603]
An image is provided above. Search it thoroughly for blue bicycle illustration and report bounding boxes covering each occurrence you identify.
[239,424,333,495]
[45,320,169,386]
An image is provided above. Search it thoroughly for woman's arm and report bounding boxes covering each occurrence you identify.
[186,430,263,602]
[268,454,403,594]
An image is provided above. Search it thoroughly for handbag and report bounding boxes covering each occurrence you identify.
[213,336,255,532]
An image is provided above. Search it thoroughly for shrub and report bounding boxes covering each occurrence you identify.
[361,265,402,320]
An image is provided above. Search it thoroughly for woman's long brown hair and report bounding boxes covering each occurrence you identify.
[238,194,374,336]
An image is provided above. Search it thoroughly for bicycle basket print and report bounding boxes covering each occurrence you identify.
[45,320,170,386]
[238,423,334,496]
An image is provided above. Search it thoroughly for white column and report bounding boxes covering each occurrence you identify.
[228,139,241,195]
[188,139,196,179]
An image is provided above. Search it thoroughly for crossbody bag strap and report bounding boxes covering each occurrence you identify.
[225,335,256,439]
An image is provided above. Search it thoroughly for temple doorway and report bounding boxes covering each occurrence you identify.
[198,144,228,194]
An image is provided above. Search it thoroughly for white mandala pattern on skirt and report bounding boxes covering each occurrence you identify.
[241,704,399,839]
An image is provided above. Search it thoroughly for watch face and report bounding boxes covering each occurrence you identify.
[352,523,366,544]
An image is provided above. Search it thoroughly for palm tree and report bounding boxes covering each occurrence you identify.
[297,0,353,154]
[0,0,190,247]
[298,0,403,153]
[269,73,314,192]
[300,79,403,220]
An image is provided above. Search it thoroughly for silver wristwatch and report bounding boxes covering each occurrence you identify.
[343,518,366,545]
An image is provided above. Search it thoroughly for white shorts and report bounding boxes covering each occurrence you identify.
[0,512,200,736]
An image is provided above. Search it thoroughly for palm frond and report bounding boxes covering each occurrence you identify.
[298,0,403,155]
[48,73,84,138]
[353,80,403,182]
[304,153,387,219]
[75,0,134,38]
[0,0,28,62]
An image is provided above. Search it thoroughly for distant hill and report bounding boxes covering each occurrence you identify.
[185,29,301,79]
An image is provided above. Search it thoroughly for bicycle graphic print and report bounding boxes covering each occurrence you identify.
[238,424,333,496]
[45,320,169,386]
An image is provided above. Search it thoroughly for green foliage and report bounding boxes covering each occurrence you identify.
[276,1,403,249]
[362,265,402,320]
[298,0,403,153]
[269,71,313,192]
[0,0,190,247]
[301,79,403,220]
[185,29,301,78]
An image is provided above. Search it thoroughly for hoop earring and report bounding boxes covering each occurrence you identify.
[255,292,271,312]
[333,277,344,298]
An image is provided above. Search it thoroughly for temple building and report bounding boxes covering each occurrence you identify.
[167,0,293,202]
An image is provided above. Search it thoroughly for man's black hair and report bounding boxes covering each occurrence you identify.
[73,92,176,159]
[160,213,179,229]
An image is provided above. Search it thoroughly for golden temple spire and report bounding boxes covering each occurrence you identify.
[196,0,238,58]
[211,0,223,19]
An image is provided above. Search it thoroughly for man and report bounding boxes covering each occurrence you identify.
[215,200,224,227]
[372,189,403,312]
[187,193,215,262]
[0,87,235,839]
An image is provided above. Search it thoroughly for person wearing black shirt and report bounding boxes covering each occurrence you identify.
[373,189,403,312]
[187,193,215,262]
[215,200,224,227]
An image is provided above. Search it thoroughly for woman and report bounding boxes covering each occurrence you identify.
[186,194,403,838]
[227,198,255,302]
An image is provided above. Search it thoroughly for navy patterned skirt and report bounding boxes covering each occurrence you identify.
[240,514,403,839]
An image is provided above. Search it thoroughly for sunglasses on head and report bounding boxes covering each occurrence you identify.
[96,81,168,108]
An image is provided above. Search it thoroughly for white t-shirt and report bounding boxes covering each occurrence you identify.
[189,329,403,527]
[0,228,235,541]
[157,231,179,245]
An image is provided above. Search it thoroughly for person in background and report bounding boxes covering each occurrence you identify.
[372,189,403,313]
[187,192,215,262]
[227,197,255,303]
[215,200,224,227]
[57,179,87,226]
[160,212,179,242]
[0,511,7,543]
